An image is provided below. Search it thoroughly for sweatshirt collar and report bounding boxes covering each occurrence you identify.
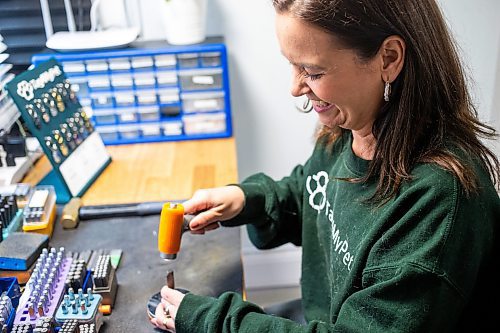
[344,132,370,176]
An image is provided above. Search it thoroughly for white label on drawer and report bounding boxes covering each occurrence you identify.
[192,75,214,85]
[135,77,156,86]
[86,63,108,71]
[132,58,154,68]
[112,77,133,87]
[138,95,157,104]
[63,63,85,72]
[155,56,177,67]
[115,95,135,104]
[88,78,110,88]
[157,74,177,84]
[109,60,131,70]
[160,94,179,103]
[193,99,218,109]
[141,125,161,136]
[120,113,136,122]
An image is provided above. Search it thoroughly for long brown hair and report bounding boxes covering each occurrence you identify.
[273,0,500,202]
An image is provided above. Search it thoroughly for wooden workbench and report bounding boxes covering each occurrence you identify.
[23,137,239,205]
[21,137,244,332]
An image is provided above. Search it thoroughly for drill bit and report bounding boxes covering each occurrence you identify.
[166,269,175,289]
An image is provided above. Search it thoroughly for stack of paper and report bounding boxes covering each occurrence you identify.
[0,34,19,132]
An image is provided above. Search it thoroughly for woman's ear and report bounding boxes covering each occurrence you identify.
[379,35,405,82]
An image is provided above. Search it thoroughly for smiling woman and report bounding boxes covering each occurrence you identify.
[151,1,500,332]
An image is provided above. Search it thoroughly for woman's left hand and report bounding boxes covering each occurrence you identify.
[150,286,186,332]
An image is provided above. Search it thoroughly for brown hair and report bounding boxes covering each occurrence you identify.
[273,0,500,202]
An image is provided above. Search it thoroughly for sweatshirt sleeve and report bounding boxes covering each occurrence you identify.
[175,292,332,333]
[222,164,307,249]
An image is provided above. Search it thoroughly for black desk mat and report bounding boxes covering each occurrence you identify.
[50,214,243,332]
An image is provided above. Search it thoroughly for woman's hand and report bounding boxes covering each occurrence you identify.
[150,287,186,332]
[183,185,245,235]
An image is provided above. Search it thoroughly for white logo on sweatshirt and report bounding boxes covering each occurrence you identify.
[306,171,329,212]
[306,170,355,271]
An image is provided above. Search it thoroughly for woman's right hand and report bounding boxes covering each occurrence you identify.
[183,185,245,235]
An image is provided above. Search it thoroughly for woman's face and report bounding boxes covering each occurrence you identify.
[276,12,384,133]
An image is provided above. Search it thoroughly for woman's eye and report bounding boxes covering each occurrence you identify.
[304,73,323,81]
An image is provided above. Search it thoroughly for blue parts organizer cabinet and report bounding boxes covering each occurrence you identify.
[5,59,112,204]
[31,37,233,145]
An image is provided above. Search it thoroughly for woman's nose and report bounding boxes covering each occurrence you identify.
[290,72,310,97]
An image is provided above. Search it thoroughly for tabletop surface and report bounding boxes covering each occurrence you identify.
[23,137,239,205]
[50,213,243,333]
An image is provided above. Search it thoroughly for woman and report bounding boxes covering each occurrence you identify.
[151,0,500,332]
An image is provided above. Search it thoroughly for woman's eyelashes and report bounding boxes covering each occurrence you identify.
[303,72,324,81]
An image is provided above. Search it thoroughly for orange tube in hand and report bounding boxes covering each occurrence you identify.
[158,202,185,260]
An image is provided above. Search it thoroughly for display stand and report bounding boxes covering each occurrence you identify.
[5,59,111,203]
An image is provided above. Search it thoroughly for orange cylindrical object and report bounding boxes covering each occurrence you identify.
[158,203,185,256]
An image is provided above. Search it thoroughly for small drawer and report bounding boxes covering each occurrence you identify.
[183,112,226,135]
[160,104,181,117]
[85,59,109,73]
[161,121,183,136]
[181,91,224,113]
[200,52,221,67]
[140,123,162,137]
[118,124,141,139]
[114,93,136,107]
[87,75,111,90]
[177,53,198,68]
[91,92,114,108]
[154,54,177,69]
[136,90,157,105]
[62,61,85,75]
[156,71,177,87]
[131,56,154,69]
[96,125,119,141]
[111,73,134,89]
[178,69,223,91]
[138,106,160,122]
[116,107,138,123]
[93,109,116,124]
[158,88,180,104]
[133,72,156,88]
[109,57,131,71]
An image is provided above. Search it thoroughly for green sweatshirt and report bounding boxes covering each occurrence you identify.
[176,133,500,332]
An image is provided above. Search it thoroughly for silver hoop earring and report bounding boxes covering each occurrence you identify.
[384,81,391,102]
[296,98,313,113]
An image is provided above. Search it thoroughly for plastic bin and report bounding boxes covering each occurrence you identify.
[116,107,138,123]
[178,68,223,91]
[32,38,233,144]
[182,91,224,113]
[154,54,177,69]
[138,106,160,122]
[200,52,221,67]
[177,53,198,68]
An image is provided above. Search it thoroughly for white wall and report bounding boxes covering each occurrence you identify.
[437,0,500,158]
[136,0,500,289]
